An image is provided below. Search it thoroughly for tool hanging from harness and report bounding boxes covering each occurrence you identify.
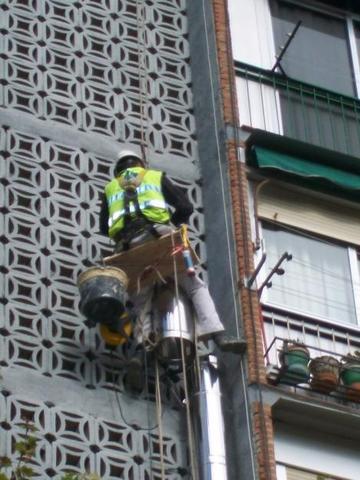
[180,224,195,276]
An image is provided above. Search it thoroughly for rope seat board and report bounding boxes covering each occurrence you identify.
[103,229,198,293]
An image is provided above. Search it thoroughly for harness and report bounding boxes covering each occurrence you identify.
[118,170,146,224]
[116,170,162,247]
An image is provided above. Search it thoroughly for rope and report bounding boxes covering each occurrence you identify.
[136,264,167,295]
[109,349,159,431]
[136,0,148,167]
[143,341,154,477]
[170,230,199,480]
[155,358,166,479]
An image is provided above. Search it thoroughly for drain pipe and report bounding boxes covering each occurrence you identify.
[198,355,228,480]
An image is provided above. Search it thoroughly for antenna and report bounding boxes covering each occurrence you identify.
[271,20,302,75]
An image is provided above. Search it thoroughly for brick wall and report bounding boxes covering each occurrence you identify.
[211,0,277,479]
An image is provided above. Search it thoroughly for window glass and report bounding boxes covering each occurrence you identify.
[262,225,357,324]
[270,1,355,96]
[354,21,360,81]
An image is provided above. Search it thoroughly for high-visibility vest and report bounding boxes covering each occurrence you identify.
[105,167,170,239]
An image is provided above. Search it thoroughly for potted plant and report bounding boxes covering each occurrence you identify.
[340,350,360,401]
[309,355,340,393]
[278,340,310,385]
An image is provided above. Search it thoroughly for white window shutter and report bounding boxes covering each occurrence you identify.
[286,466,340,480]
[286,466,317,480]
[258,183,360,246]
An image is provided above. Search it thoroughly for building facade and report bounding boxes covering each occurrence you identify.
[3,0,359,479]
[224,0,360,479]
[0,1,205,478]
[0,0,251,479]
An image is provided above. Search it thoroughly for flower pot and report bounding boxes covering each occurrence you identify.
[309,355,339,393]
[279,343,310,385]
[340,362,360,401]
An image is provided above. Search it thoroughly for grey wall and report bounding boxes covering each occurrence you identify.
[0,0,199,477]
[186,1,257,478]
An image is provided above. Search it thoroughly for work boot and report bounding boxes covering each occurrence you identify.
[124,356,144,394]
[213,332,247,354]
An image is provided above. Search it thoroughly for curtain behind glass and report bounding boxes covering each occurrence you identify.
[262,225,357,324]
[278,88,360,157]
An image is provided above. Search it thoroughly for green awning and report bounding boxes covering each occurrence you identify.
[249,146,360,193]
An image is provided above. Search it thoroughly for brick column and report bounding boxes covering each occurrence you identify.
[211,1,277,479]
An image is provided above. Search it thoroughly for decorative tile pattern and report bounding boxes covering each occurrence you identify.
[0,0,196,160]
[0,392,188,478]
[0,0,202,477]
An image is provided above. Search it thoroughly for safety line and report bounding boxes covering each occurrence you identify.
[109,349,159,432]
[136,0,148,166]
[155,358,166,479]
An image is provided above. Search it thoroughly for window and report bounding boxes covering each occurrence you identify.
[269,0,360,156]
[262,223,359,325]
[257,180,360,327]
[270,0,358,95]
[275,419,360,479]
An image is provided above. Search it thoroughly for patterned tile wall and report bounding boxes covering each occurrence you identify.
[0,0,202,477]
[0,0,196,159]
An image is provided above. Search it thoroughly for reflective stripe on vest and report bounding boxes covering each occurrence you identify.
[108,199,168,227]
[107,184,162,206]
[104,167,170,239]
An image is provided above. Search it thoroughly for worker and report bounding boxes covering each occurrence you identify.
[99,150,246,389]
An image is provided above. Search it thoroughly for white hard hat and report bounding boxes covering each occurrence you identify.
[117,150,142,162]
[114,149,144,175]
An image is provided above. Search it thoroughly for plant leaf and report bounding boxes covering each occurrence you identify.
[15,464,34,477]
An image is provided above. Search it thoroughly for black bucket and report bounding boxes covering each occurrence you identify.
[78,267,129,327]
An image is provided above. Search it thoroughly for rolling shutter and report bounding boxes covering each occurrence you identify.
[258,182,360,246]
[286,467,317,480]
[286,466,340,480]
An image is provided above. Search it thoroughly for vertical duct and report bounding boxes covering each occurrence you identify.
[154,285,195,370]
[198,355,228,479]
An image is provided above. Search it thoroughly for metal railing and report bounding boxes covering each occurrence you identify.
[263,308,360,363]
[263,308,360,404]
[235,61,360,158]
[265,335,360,404]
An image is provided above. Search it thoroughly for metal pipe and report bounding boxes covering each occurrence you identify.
[154,285,195,369]
[198,355,228,480]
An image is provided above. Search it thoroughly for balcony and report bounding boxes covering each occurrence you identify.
[235,61,360,159]
[263,308,360,406]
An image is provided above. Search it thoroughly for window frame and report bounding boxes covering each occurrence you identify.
[258,220,360,328]
[270,0,360,98]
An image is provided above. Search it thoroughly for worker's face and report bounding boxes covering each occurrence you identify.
[115,157,142,176]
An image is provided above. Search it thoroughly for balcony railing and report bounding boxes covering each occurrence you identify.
[263,309,360,404]
[235,61,360,158]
